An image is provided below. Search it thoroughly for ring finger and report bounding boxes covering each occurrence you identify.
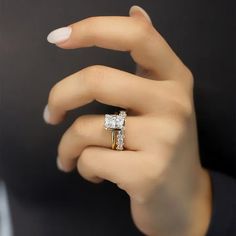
[57,114,142,172]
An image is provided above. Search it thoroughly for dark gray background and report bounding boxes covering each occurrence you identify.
[0,0,235,235]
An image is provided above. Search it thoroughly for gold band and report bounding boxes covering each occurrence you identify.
[111,130,116,150]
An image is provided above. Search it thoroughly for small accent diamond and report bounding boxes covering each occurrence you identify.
[116,129,125,150]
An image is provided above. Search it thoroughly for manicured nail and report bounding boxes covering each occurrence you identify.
[129,5,152,24]
[47,26,72,44]
[56,157,65,172]
[43,104,51,124]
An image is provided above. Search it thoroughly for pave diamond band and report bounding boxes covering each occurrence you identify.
[116,129,125,151]
[104,110,127,151]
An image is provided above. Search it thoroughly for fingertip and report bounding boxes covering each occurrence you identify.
[43,104,51,124]
[129,5,152,24]
[57,156,77,173]
[56,157,73,173]
[43,104,64,125]
[56,157,65,171]
[47,26,72,45]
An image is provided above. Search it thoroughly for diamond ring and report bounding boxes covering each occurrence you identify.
[104,110,127,151]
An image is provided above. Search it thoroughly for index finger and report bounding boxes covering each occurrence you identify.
[47,15,189,81]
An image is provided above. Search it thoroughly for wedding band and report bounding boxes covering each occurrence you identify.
[104,110,127,151]
[116,128,125,151]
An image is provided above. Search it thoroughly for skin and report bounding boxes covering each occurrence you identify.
[44,6,212,236]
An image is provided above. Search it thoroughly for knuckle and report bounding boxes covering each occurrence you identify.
[182,67,195,89]
[172,96,193,118]
[82,65,106,92]
[168,85,194,123]
[184,67,194,81]
[70,115,91,139]
[135,20,154,38]
[178,100,194,122]
[168,104,193,135]
[85,64,106,75]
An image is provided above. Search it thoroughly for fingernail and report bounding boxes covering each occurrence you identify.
[47,26,72,44]
[129,5,152,24]
[56,157,65,172]
[43,104,51,124]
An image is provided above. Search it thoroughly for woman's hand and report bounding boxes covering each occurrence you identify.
[44,6,212,236]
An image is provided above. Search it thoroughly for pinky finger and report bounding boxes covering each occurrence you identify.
[76,146,138,186]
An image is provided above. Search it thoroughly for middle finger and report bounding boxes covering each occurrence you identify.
[44,65,159,125]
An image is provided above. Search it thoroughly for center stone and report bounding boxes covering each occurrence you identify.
[104,114,125,130]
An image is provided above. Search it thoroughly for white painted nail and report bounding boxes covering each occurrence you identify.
[47,26,72,44]
[129,5,152,24]
[43,104,51,124]
[56,157,65,172]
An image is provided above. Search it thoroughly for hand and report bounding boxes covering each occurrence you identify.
[44,6,212,236]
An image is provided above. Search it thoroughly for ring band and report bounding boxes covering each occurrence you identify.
[104,110,127,151]
[111,129,116,150]
[116,128,125,151]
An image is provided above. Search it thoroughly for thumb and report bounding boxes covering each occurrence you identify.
[129,5,152,25]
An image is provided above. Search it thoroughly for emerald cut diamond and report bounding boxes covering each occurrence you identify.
[104,113,126,130]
